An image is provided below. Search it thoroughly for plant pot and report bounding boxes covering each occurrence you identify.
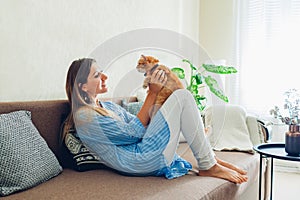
[285,124,300,156]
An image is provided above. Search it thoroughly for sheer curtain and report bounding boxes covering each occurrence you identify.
[235,0,300,116]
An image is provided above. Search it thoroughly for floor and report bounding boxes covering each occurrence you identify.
[273,171,300,200]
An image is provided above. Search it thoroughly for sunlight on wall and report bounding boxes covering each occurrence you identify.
[199,0,238,104]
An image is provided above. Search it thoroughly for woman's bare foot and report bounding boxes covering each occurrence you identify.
[198,163,248,184]
[215,157,247,175]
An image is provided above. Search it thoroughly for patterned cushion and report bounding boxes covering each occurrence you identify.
[0,110,62,196]
[121,100,143,115]
[62,122,106,172]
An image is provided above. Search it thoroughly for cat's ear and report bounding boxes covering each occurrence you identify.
[147,56,159,63]
[153,57,159,63]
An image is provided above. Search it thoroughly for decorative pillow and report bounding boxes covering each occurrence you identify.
[121,100,143,115]
[0,110,62,196]
[204,104,254,153]
[62,121,106,172]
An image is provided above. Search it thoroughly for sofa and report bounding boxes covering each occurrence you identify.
[0,98,270,200]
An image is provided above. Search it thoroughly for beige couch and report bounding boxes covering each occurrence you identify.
[0,99,270,200]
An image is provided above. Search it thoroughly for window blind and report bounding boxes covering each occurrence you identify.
[235,0,300,116]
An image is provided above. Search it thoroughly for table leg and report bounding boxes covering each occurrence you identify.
[259,154,262,200]
[270,157,274,200]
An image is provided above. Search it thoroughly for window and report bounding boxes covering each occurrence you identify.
[236,0,300,116]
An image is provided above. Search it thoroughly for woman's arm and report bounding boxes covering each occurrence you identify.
[137,69,167,127]
[75,107,145,145]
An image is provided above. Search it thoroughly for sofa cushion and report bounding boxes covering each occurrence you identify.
[1,143,262,200]
[0,110,62,196]
[0,100,71,165]
[121,99,143,115]
[62,121,107,171]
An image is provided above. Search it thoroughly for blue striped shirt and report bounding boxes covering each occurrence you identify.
[75,101,192,179]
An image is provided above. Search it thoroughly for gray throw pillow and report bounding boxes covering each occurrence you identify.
[0,110,62,196]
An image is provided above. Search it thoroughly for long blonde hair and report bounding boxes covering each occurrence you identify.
[63,58,110,140]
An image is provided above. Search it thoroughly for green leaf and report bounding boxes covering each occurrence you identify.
[204,76,229,102]
[182,59,197,70]
[179,58,236,111]
[190,85,199,94]
[194,94,207,111]
[195,94,206,101]
[171,67,185,79]
[195,74,202,84]
[202,64,237,74]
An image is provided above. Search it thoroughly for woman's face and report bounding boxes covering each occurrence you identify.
[82,63,108,98]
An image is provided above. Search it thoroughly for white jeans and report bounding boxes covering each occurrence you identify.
[159,89,216,170]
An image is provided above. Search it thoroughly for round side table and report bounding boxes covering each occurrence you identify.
[253,143,300,200]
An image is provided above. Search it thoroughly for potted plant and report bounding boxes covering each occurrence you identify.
[171,59,237,111]
[270,88,300,156]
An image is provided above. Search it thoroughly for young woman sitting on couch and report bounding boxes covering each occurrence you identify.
[64,58,248,184]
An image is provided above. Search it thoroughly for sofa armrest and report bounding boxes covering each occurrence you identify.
[257,119,272,142]
[246,116,272,199]
[246,116,271,146]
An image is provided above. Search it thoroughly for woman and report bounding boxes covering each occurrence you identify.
[64,58,248,183]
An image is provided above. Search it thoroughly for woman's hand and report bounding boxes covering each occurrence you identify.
[137,69,167,127]
[148,69,167,94]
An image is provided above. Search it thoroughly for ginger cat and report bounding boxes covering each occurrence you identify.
[136,55,184,117]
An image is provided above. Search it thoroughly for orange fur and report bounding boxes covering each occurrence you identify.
[136,55,184,115]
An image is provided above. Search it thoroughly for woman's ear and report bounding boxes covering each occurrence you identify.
[79,83,88,92]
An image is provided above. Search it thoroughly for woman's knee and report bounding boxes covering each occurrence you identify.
[173,88,189,96]
[172,89,193,101]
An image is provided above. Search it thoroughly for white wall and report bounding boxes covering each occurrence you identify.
[0,0,200,102]
[199,0,237,103]
[199,0,236,64]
